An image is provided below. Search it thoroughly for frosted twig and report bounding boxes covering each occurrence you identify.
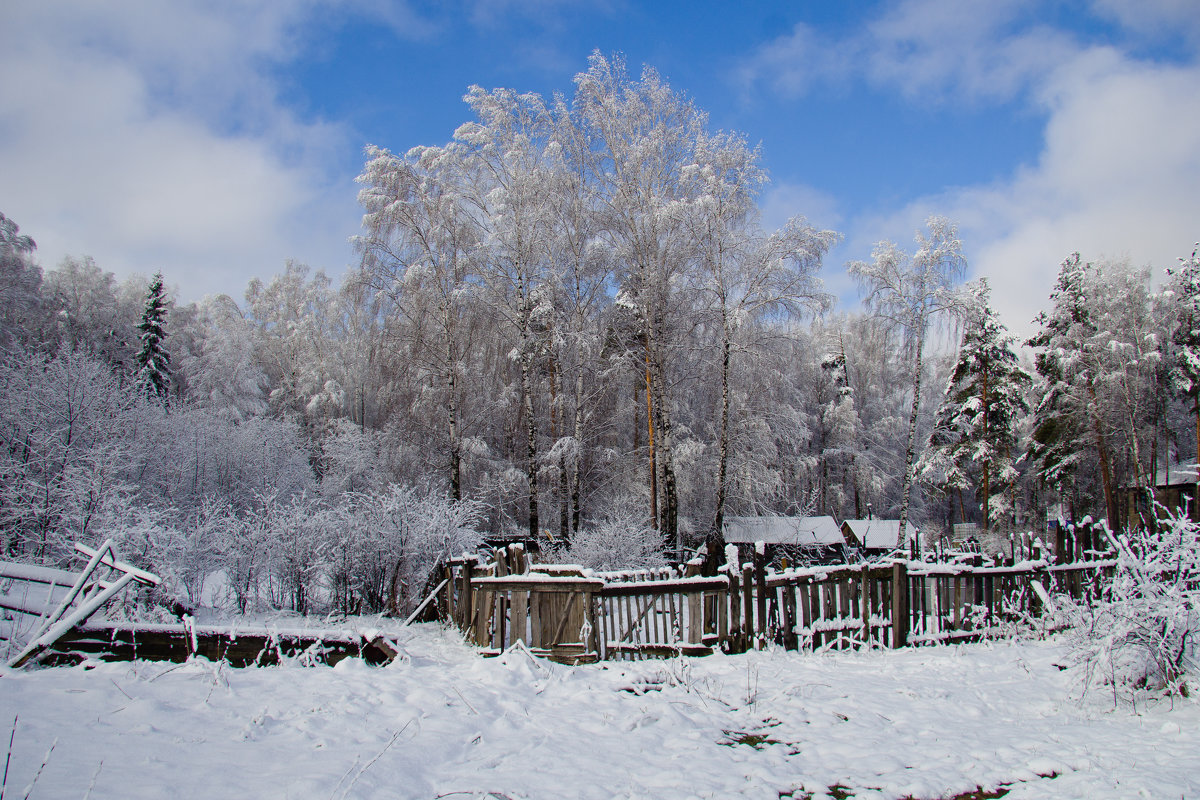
[81,761,103,800]
[452,686,478,715]
[2,715,16,800]
[20,736,56,800]
[146,663,186,683]
[336,720,411,800]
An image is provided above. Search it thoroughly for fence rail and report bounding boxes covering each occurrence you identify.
[437,534,1117,664]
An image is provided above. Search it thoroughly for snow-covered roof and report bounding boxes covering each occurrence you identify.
[723,515,845,547]
[1155,463,1198,487]
[841,519,915,550]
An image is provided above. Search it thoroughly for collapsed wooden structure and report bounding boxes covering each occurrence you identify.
[438,524,1117,664]
[2,540,397,668]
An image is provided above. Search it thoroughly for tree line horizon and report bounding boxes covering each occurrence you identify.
[2,53,1197,579]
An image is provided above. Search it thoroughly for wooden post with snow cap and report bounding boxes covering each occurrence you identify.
[891,561,909,648]
[753,544,768,646]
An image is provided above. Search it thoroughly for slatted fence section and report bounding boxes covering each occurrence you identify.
[597,576,728,659]
[439,548,1119,663]
[905,560,1117,645]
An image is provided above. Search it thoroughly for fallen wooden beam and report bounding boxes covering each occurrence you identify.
[40,622,400,668]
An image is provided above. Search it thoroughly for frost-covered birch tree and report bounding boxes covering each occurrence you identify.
[458,85,557,540]
[357,142,483,500]
[849,217,966,551]
[685,130,836,561]
[573,52,714,551]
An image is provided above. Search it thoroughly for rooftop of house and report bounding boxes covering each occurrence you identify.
[841,519,915,550]
[723,515,845,547]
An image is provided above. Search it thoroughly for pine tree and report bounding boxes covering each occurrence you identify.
[136,272,171,403]
[918,280,1031,531]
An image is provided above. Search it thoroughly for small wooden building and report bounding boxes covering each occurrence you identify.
[840,519,916,559]
[1119,462,1199,530]
[723,515,848,567]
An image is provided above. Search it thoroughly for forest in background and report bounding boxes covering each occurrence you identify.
[2,54,1197,615]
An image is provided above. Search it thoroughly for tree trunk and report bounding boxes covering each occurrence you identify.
[897,331,925,554]
[1087,378,1119,532]
[712,332,731,540]
[644,339,658,531]
[981,362,991,531]
[521,349,539,542]
[704,332,733,576]
[571,368,585,537]
[447,364,461,502]
[650,346,679,554]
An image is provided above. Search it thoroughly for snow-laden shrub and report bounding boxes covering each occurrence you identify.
[555,500,665,572]
[1064,510,1200,699]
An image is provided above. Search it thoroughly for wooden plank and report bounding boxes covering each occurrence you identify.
[550,591,581,645]
[891,563,908,648]
[510,590,528,645]
[860,564,871,649]
[717,588,728,646]
[599,577,728,597]
[728,569,741,650]
[754,550,767,644]
[687,592,702,644]
[742,565,754,649]
[473,577,605,593]
[530,588,542,649]
[782,585,797,650]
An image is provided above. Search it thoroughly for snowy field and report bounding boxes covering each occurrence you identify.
[2,623,1198,800]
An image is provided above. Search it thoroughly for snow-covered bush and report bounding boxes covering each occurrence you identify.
[554,500,666,572]
[1064,510,1200,699]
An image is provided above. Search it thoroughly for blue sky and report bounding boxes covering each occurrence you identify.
[3,0,1199,335]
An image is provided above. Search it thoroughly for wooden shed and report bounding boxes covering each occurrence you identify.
[1118,462,1199,530]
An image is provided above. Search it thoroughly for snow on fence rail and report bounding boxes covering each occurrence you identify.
[437,532,1118,664]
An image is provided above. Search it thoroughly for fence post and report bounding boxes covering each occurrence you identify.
[742,564,754,652]
[728,567,741,652]
[861,563,871,648]
[754,547,768,646]
[891,562,908,648]
[459,559,475,631]
[782,583,797,650]
[441,563,454,621]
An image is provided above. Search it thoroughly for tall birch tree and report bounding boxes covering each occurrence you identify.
[849,216,966,551]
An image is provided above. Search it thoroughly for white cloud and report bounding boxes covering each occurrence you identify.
[957,54,1200,336]
[1089,0,1200,41]
[742,0,1200,338]
[0,1,362,302]
[740,0,1072,104]
[841,50,1200,338]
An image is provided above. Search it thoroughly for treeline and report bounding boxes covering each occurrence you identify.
[1,53,1197,614]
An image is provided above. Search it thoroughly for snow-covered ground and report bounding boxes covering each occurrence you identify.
[2,623,1198,799]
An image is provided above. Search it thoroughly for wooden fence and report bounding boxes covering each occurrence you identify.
[437,540,1117,664]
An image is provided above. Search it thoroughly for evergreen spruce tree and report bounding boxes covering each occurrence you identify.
[136,272,171,403]
[1166,244,1200,509]
[919,280,1031,531]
